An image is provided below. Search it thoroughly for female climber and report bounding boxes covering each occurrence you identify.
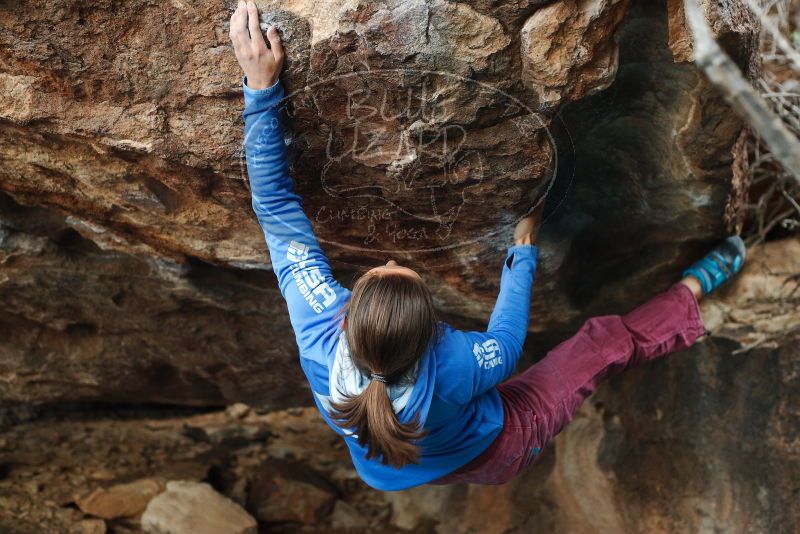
[230,1,747,490]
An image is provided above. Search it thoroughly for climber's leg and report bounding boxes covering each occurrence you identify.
[429,236,747,485]
[431,282,706,485]
[497,280,706,467]
[498,234,748,461]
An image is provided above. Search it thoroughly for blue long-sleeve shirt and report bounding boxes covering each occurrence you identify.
[243,77,537,491]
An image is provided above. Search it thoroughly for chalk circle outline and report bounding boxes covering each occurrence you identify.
[239,68,558,256]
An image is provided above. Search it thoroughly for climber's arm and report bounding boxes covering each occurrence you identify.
[443,204,542,400]
[233,2,350,366]
[471,205,544,391]
[455,245,537,398]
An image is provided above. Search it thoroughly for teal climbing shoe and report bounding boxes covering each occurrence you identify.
[682,236,747,295]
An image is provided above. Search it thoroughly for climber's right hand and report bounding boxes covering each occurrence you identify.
[230,0,285,90]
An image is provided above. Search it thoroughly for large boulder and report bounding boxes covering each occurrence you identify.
[0,0,760,406]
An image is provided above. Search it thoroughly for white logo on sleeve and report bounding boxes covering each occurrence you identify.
[473,339,503,370]
[287,240,337,314]
[287,240,310,262]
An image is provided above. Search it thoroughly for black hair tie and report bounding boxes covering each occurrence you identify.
[369,372,388,384]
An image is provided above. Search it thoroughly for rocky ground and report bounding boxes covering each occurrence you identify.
[0,403,403,534]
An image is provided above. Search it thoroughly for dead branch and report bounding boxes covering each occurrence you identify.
[743,0,800,69]
[684,0,800,185]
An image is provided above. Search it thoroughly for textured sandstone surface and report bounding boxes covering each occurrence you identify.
[521,0,631,109]
[0,0,762,407]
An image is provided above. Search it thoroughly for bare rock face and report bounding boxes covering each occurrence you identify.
[0,193,308,407]
[521,0,631,109]
[0,0,759,406]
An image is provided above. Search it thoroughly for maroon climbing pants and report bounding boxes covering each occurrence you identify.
[430,282,706,486]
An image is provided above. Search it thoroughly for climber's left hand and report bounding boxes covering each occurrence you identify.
[230,1,284,90]
[513,199,545,246]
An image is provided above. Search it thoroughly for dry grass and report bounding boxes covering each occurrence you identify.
[742,0,800,245]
